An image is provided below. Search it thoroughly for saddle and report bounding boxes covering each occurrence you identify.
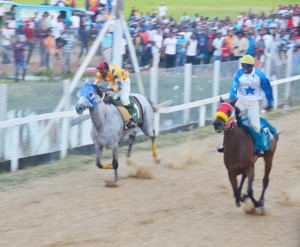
[241,117,277,152]
[108,96,142,126]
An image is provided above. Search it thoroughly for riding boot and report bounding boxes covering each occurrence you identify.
[126,118,136,129]
[254,130,264,157]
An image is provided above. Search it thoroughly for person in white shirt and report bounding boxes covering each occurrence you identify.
[70,12,80,36]
[186,33,198,64]
[151,27,163,68]
[1,22,13,64]
[163,32,177,68]
[158,2,167,17]
[212,31,224,61]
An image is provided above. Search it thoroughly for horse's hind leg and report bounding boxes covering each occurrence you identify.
[127,131,136,157]
[151,135,158,160]
[258,155,273,207]
[246,166,260,207]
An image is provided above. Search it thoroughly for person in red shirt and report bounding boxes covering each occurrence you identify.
[22,20,35,64]
[221,39,231,62]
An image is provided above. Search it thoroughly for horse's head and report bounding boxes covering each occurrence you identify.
[213,98,238,133]
[75,82,104,115]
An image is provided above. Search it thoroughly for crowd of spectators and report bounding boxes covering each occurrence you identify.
[1,1,300,82]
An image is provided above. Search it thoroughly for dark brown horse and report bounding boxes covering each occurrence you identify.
[213,98,278,211]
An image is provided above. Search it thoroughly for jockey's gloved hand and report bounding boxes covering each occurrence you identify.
[264,105,273,112]
[103,96,113,104]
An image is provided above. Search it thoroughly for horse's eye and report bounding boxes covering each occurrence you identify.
[227,110,232,116]
[88,91,95,99]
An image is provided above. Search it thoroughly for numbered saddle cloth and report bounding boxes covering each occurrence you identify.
[242,117,277,152]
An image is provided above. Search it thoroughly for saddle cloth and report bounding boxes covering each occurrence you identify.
[242,117,277,152]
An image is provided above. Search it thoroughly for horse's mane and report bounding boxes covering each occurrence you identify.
[93,84,103,98]
[234,105,243,127]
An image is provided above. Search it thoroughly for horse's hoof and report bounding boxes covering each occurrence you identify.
[235,201,241,207]
[257,206,266,215]
[104,180,118,187]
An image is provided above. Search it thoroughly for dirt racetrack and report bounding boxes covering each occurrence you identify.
[0,110,300,247]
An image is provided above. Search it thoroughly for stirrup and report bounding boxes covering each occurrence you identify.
[217,145,224,153]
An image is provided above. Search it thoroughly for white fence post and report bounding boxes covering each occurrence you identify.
[150,67,158,104]
[212,60,220,117]
[199,105,206,127]
[0,84,8,160]
[154,112,160,136]
[11,126,20,172]
[285,49,293,101]
[184,63,192,124]
[60,80,71,159]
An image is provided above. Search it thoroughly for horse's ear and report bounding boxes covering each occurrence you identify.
[220,97,224,103]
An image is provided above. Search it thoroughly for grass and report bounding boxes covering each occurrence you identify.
[1,103,300,190]
[13,0,300,19]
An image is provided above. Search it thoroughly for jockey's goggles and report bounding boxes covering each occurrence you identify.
[97,66,106,72]
[241,64,253,69]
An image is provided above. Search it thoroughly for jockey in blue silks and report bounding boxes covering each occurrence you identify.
[218,54,274,157]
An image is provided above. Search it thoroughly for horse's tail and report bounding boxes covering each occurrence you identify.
[275,131,283,141]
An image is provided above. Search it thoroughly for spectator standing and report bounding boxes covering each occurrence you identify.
[12,35,27,82]
[232,31,249,60]
[197,27,209,64]
[70,12,81,37]
[221,39,231,62]
[158,2,167,18]
[133,30,145,67]
[1,22,13,64]
[78,23,89,60]
[163,32,178,68]
[44,31,58,70]
[186,33,198,64]
[151,27,163,68]
[61,27,77,73]
[22,21,35,64]
[246,31,256,56]
[212,31,223,61]
[175,32,188,67]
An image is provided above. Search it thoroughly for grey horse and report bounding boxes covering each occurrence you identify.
[75,82,158,182]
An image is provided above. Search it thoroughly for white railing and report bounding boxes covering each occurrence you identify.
[0,75,300,172]
[155,75,300,133]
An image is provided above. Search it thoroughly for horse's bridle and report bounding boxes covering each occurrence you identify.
[215,102,237,130]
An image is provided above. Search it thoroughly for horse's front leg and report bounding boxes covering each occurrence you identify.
[246,166,260,207]
[238,174,247,202]
[228,171,241,207]
[112,144,119,182]
[95,143,104,169]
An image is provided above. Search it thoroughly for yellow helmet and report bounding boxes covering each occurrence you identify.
[241,54,254,65]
